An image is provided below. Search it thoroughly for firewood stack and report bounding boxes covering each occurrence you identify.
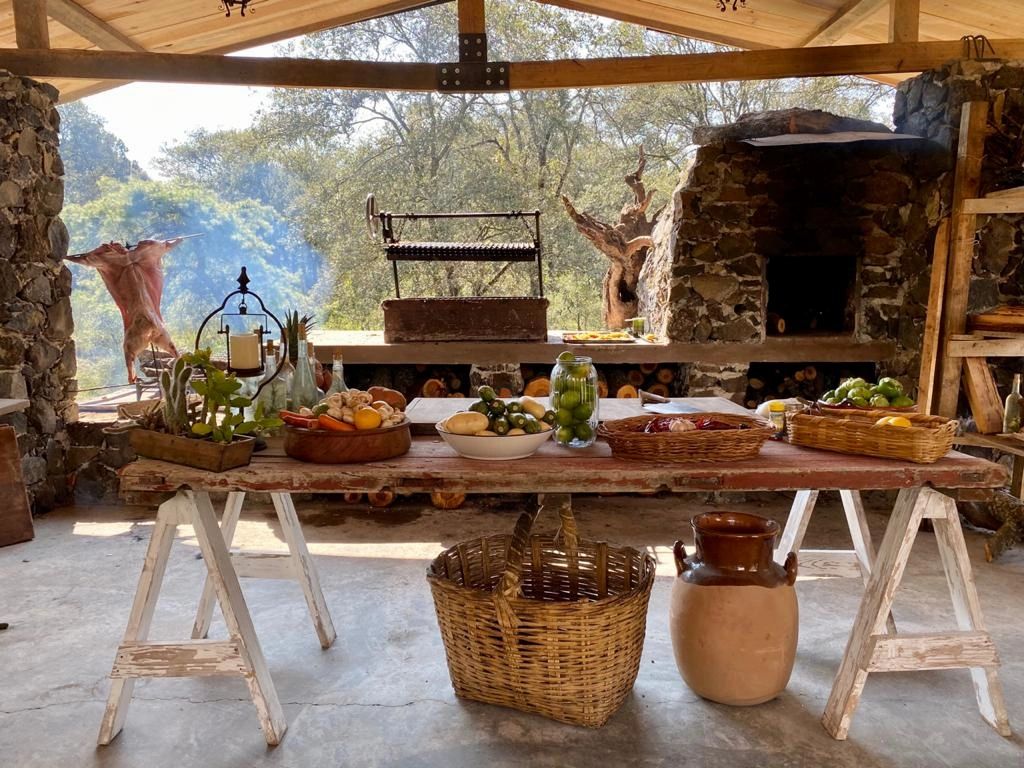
[744,365,823,408]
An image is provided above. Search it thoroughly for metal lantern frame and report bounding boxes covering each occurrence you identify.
[193,266,287,400]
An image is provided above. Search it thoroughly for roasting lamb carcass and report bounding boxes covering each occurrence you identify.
[66,236,193,383]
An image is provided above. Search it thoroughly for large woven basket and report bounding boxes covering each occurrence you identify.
[787,408,957,464]
[426,498,656,727]
[598,412,774,463]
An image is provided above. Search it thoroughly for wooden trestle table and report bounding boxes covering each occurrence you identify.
[102,397,1011,746]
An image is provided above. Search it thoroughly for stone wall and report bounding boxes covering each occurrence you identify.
[0,72,73,511]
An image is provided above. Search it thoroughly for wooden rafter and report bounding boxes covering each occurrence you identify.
[13,0,50,49]
[457,0,485,34]
[47,0,145,52]
[889,0,920,44]
[800,0,889,47]
[2,39,1023,93]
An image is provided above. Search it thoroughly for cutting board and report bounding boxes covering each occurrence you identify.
[0,425,32,547]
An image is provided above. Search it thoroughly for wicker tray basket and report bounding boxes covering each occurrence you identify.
[597,412,774,463]
[786,408,958,464]
[426,498,655,727]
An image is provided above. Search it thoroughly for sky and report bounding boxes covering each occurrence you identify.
[81,43,282,178]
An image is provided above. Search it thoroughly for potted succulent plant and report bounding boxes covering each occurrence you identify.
[129,349,282,472]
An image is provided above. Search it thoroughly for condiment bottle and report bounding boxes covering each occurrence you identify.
[768,401,786,439]
[1004,373,1022,433]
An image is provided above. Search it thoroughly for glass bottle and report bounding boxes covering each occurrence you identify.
[1004,373,1022,433]
[308,342,326,399]
[255,342,285,422]
[327,350,349,394]
[550,354,599,448]
[290,334,319,411]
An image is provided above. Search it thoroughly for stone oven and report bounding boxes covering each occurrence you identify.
[639,60,1024,406]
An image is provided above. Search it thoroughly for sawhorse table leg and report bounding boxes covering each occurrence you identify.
[775,489,896,633]
[98,491,286,746]
[822,487,1011,740]
[192,492,336,649]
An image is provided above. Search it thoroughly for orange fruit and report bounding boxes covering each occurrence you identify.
[353,406,383,430]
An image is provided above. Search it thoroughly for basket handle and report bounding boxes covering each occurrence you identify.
[494,496,578,622]
[784,551,798,586]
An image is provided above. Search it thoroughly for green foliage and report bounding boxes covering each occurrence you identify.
[57,102,148,206]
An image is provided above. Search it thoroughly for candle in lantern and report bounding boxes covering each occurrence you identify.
[230,332,261,371]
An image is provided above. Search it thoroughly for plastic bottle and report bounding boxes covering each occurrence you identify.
[768,400,786,438]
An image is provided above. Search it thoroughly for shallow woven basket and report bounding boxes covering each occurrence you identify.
[786,408,957,464]
[426,498,656,727]
[597,412,774,463]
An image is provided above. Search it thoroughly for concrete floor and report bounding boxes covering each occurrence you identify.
[1,493,1022,768]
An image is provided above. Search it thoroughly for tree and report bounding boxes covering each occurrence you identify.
[62,179,321,390]
[57,101,147,206]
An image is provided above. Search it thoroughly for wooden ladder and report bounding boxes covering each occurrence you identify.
[920,99,1024,435]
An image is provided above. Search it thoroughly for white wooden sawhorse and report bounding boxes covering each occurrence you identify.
[97,490,335,747]
[822,486,1010,740]
[774,489,895,633]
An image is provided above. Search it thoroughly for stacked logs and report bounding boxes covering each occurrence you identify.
[744,365,822,408]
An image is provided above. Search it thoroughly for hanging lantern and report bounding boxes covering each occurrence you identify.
[194,266,285,398]
[219,0,254,17]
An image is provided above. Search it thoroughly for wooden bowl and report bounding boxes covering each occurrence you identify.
[283,418,411,463]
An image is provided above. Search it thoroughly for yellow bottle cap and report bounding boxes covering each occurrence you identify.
[769,401,785,412]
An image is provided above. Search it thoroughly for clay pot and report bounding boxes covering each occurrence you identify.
[669,511,798,706]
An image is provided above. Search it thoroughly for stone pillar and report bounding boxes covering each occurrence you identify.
[0,71,74,511]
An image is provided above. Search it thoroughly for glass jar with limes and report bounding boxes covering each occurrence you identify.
[551,352,599,448]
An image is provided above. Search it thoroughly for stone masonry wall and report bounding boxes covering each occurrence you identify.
[0,71,73,511]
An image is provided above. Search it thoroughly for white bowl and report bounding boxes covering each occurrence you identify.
[435,421,553,460]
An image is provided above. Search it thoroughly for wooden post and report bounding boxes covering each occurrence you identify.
[457,0,485,34]
[936,101,989,419]
[917,218,950,414]
[12,0,49,49]
[888,0,920,43]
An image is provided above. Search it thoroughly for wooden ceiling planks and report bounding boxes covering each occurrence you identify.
[0,0,1022,101]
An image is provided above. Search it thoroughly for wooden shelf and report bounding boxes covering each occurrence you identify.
[309,330,894,366]
[946,335,1024,358]
[962,186,1024,215]
[954,432,1024,458]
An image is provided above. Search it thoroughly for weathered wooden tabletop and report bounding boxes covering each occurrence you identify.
[121,436,1007,496]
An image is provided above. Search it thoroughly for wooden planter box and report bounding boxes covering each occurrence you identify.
[382,297,548,342]
[129,429,255,472]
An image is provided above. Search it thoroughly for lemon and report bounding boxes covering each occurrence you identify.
[353,406,382,430]
[888,416,912,428]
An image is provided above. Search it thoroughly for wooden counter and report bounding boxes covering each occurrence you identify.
[309,329,894,365]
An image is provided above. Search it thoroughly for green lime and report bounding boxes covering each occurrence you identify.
[847,378,867,391]
[555,408,575,427]
[574,423,594,442]
[835,385,851,400]
[556,426,575,444]
[572,403,593,421]
[878,377,904,395]
[569,364,591,378]
[559,390,581,410]
[870,395,890,408]
[892,395,915,408]
[557,351,576,364]
[821,390,836,402]
[478,385,496,402]
[849,388,871,401]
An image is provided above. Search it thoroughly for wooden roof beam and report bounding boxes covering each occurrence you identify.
[13,0,49,49]
[801,0,889,47]
[889,0,920,43]
[47,0,146,52]
[3,39,1023,92]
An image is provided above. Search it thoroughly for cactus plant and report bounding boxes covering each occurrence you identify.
[159,356,194,436]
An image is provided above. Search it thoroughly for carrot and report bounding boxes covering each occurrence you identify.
[279,411,320,430]
[318,414,356,432]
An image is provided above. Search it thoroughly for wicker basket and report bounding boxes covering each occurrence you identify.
[426,498,655,727]
[597,412,774,463]
[786,408,958,464]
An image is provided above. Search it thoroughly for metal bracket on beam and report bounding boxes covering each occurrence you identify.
[436,61,509,92]
[459,33,488,63]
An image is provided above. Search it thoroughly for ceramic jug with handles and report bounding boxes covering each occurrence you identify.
[669,511,799,706]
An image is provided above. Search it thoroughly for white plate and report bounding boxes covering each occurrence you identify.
[435,421,553,460]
